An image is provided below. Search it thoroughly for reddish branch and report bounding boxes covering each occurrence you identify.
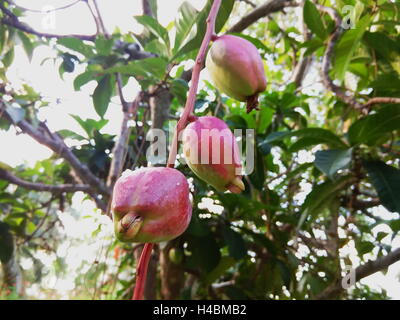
[131,243,154,300]
[131,0,223,301]
[167,0,222,168]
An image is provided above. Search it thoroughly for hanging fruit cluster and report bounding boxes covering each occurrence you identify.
[111,33,265,243]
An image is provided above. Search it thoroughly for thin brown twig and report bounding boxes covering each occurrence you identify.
[228,0,298,33]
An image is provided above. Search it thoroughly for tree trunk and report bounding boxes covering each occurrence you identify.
[0,223,24,297]
[149,85,173,131]
[160,242,185,299]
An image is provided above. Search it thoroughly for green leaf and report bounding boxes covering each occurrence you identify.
[95,36,114,55]
[57,38,94,57]
[17,31,34,60]
[276,260,291,288]
[222,225,247,260]
[370,73,400,91]
[73,71,95,91]
[0,222,14,262]
[2,47,14,67]
[204,256,235,285]
[314,149,352,179]
[356,241,375,256]
[173,2,199,53]
[92,75,114,118]
[70,115,109,138]
[363,32,400,62]
[106,57,168,80]
[134,15,170,51]
[265,128,348,149]
[363,160,400,213]
[347,105,400,146]
[173,0,234,60]
[186,235,221,273]
[57,129,86,141]
[186,214,210,237]
[333,14,371,81]
[170,78,188,105]
[257,107,274,134]
[303,0,327,39]
[299,175,354,227]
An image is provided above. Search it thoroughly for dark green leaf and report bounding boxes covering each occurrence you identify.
[204,256,235,285]
[314,149,352,179]
[92,75,114,118]
[333,14,371,81]
[364,160,400,213]
[0,222,14,262]
[170,78,188,105]
[265,128,348,149]
[299,175,353,227]
[303,0,327,39]
[276,259,291,288]
[222,226,247,260]
[348,105,400,146]
[186,235,221,273]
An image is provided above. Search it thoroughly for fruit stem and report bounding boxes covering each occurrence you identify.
[132,243,154,300]
[166,0,222,168]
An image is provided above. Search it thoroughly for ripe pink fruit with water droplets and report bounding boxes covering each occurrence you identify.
[182,116,245,193]
[112,167,192,243]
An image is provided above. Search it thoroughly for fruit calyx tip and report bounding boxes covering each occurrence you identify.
[226,177,245,194]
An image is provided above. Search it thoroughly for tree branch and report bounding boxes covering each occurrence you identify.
[106,93,141,188]
[0,102,110,198]
[228,0,297,33]
[290,2,312,88]
[0,169,90,193]
[0,3,96,41]
[141,0,154,17]
[319,5,400,113]
[363,97,400,109]
[315,247,400,299]
[4,0,82,13]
